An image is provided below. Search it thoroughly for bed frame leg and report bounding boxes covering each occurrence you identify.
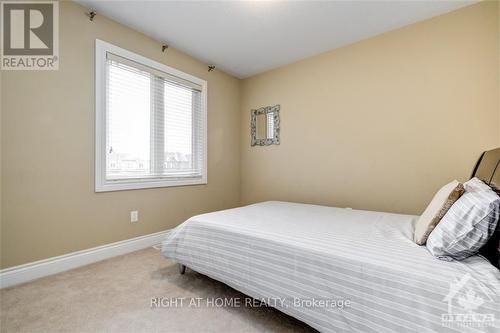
[178,264,186,275]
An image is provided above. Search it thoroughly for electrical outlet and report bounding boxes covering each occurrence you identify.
[130,211,139,223]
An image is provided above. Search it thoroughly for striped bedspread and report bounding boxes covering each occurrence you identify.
[161,201,500,333]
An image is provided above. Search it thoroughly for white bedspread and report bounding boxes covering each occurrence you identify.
[161,201,500,333]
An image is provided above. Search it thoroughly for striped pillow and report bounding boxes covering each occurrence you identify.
[426,178,500,260]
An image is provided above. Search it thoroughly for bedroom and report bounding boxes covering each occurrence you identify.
[0,0,499,332]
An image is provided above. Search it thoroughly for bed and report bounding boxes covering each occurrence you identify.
[162,150,500,333]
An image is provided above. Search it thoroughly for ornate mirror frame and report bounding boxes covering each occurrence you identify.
[251,105,280,146]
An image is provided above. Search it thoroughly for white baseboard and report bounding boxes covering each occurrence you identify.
[0,229,171,289]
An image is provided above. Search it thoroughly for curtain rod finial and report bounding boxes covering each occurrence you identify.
[88,11,96,21]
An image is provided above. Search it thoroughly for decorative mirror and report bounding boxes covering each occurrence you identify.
[251,105,280,146]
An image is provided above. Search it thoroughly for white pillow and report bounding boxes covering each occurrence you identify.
[413,180,464,245]
[426,178,500,260]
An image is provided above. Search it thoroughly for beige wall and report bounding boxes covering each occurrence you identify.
[240,1,499,215]
[0,1,241,268]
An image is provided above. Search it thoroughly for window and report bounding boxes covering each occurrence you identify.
[95,40,207,192]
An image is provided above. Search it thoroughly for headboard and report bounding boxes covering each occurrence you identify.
[473,148,500,268]
[471,147,500,187]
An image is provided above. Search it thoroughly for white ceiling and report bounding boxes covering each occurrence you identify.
[76,0,477,78]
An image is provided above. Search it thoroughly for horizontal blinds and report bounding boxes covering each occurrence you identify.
[105,53,205,181]
[107,52,202,91]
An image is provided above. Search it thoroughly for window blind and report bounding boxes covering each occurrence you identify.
[105,52,205,181]
[266,112,274,139]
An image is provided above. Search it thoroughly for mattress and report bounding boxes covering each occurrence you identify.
[161,201,500,333]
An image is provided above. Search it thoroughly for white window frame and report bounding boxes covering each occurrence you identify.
[95,39,207,192]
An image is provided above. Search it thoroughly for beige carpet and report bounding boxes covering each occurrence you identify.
[0,248,315,333]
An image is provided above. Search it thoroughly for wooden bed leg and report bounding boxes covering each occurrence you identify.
[178,264,186,275]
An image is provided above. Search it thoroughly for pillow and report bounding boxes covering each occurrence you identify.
[413,180,464,245]
[464,177,492,192]
[426,178,500,260]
